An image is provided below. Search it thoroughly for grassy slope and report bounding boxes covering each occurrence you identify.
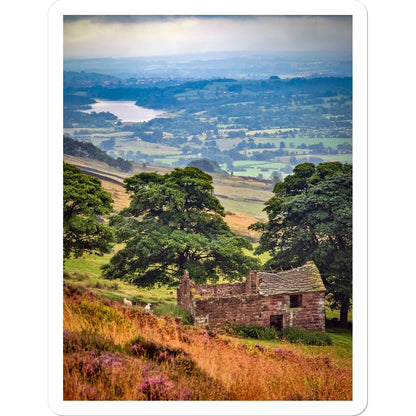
[63,282,352,400]
[63,154,271,240]
[64,254,176,307]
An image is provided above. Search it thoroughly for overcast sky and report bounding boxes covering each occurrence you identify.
[63,15,352,60]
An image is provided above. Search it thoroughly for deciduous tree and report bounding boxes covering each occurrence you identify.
[102,167,258,286]
[250,162,352,327]
[63,163,114,259]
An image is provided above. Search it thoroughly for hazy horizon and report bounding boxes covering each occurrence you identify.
[64,15,352,60]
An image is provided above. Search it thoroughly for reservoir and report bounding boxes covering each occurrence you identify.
[80,99,165,123]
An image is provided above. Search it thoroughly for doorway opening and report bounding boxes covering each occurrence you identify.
[270,314,283,331]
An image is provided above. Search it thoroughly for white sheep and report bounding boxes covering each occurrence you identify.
[144,303,152,313]
[123,297,133,308]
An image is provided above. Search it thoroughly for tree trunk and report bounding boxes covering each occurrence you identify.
[339,297,350,328]
[178,250,189,271]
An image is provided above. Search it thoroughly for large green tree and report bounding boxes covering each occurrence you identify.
[63,163,114,259]
[250,162,352,327]
[102,167,259,286]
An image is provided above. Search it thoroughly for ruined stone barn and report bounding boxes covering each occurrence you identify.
[177,261,326,331]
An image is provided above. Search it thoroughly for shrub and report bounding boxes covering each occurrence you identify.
[67,271,89,281]
[223,323,332,346]
[278,327,333,346]
[325,317,352,329]
[137,375,175,400]
[79,300,123,323]
[137,375,194,401]
[223,323,279,341]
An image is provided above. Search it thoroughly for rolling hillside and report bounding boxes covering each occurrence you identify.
[63,154,271,240]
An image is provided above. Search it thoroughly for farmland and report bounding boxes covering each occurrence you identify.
[64,74,352,180]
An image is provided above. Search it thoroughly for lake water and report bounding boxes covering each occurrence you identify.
[81,99,165,123]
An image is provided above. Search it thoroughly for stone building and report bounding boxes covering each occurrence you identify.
[177,261,326,331]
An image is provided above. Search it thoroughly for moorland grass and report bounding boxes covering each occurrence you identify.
[63,283,352,400]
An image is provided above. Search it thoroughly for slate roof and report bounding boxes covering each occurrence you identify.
[257,261,326,295]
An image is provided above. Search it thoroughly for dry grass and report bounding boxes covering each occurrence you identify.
[224,211,263,241]
[63,284,352,401]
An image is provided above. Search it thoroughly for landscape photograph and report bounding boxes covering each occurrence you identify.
[61,13,355,403]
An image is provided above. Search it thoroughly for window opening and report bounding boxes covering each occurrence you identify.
[290,294,302,308]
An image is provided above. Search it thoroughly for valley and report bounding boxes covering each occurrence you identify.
[60,16,355,404]
[64,74,352,181]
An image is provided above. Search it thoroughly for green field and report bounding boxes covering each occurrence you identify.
[231,160,288,177]
[66,122,351,181]
[218,197,266,218]
[64,252,177,306]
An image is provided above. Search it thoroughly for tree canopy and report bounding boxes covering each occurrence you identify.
[63,163,114,259]
[102,167,259,287]
[250,162,352,326]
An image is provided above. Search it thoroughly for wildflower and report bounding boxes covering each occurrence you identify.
[178,387,193,401]
[100,352,124,369]
[137,375,175,400]
[83,385,99,400]
[254,344,265,351]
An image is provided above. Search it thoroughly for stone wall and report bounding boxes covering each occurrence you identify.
[192,294,264,327]
[194,282,246,297]
[192,291,325,331]
[176,271,196,317]
[263,292,326,331]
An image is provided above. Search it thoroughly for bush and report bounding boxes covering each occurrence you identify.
[278,327,333,346]
[66,271,89,281]
[325,317,352,330]
[137,375,176,400]
[223,323,333,346]
[224,323,279,341]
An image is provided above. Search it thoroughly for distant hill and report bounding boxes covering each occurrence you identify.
[64,136,133,172]
[64,70,121,88]
[188,158,227,174]
[63,94,96,108]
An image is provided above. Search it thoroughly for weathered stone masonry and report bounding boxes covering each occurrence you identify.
[177,261,326,331]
